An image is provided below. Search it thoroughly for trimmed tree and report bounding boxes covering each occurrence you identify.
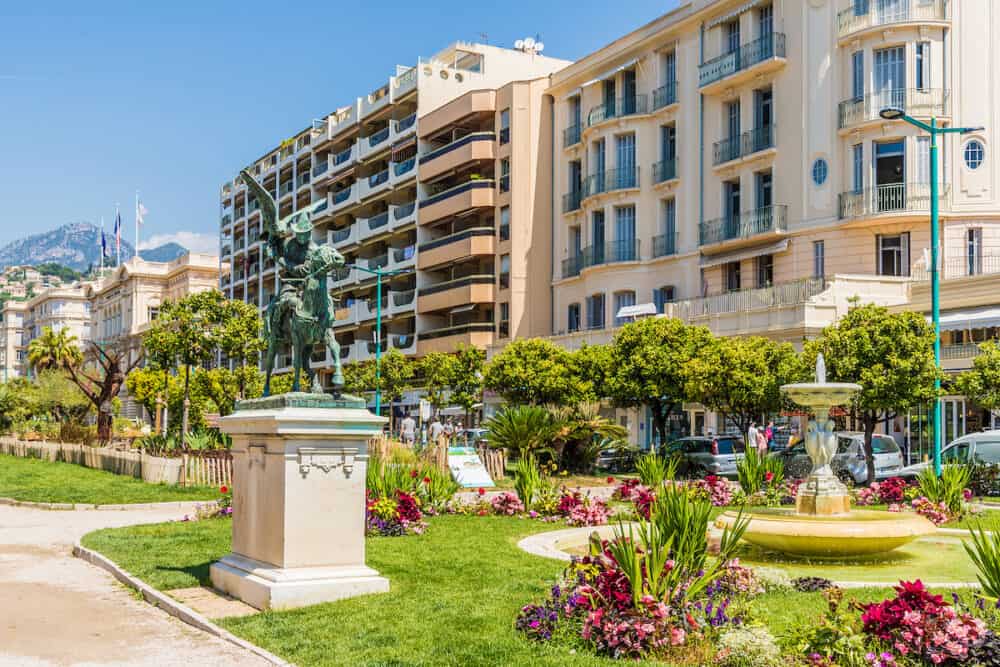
[804,303,939,483]
[216,299,266,399]
[484,338,589,406]
[417,351,457,417]
[956,341,1000,413]
[64,340,142,442]
[684,335,804,435]
[448,344,485,425]
[605,318,712,447]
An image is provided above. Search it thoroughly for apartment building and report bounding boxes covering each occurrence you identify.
[21,285,92,365]
[532,0,999,445]
[0,300,27,381]
[218,42,568,387]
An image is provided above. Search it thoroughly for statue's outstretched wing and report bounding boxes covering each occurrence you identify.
[239,169,278,238]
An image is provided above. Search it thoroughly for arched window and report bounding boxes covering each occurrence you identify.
[965,140,985,170]
[812,158,828,186]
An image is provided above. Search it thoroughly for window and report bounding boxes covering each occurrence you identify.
[499,108,510,144]
[499,158,510,192]
[725,20,740,54]
[147,306,160,321]
[615,133,636,187]
[916,136,930,184]
[653,286,676,314]
[968,228,983,276]
[499,254,511,289]
[812,158,828,186]
[756,170,772,208]
[877,233,910,277]
[614,205,636,261]
[498,302,509,338]
[755,254,774,288]
[725,261,741,291]
[916,42,930,91]
[586,293,605,330]
[567,303,581,333]
[613,291,637,327]
[660,125,676,161]
[499,206,510,241]
[965,140,985,170]
[852,51,864,99]
[592,210,605,256]
[813,240,825,278]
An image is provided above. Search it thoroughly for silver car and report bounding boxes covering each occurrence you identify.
[662,435,746,479]
[898,430,1000,477]
[771,432,904,484]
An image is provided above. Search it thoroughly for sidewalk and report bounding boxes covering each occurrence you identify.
[0,502,271,666]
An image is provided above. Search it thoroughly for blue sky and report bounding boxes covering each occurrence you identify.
[0,0,675,252]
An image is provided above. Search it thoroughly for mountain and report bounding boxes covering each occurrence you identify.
[0,222,135,272]
[139,242,188,263]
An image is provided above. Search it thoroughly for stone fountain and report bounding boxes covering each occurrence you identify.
[715,354,936,558]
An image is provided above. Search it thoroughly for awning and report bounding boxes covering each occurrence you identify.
[932,307,1000,331]
[707,0,767,28]
[560,87,582,101]
[616,302,658,319]
[580,58,639,88]
[449,304,477,315]
[699,239,790,268]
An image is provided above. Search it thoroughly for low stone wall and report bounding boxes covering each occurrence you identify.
[0,437,183,485]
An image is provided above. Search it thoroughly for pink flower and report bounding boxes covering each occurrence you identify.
[669,627,686,645]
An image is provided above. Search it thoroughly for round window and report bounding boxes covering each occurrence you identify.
[812,158,828,186]
[965,140,985,170]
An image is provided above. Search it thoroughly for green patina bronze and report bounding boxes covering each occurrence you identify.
[239,169,347,398]
[235,392,365,412]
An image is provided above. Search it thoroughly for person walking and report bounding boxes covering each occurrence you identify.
[429,416,444,444]
[765,421,775,451]
[399,413,416,446]
[747,422,759,454]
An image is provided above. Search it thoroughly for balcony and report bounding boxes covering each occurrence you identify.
[699,33,786,94]
[669,276,829,322]
[329,182,360,212]
[837,0,948,41]
[652,81,678,111]
[312,158,330,179]
[360,168,391,200]
[417,227,495,270]
[390,244,416,271]
[561,239,640,279]
[563,123,581,148]
[583,167,640,199]
[391,333,417,355]
[838,183,950,222]
[357,211,390,241]
[586,95,649,128]
[328,225,358,248]
[220,214,232,227]
[327,103,360,140]
[391,289,416,314]
[700,204,788,247]
[712,125,776,167]
[361,85,391,119]
[652,232,678,258]
[419,179,495,225]
[653,158,678,184]
[417,322,494,355]
[391,201,417,228]
[393,67,417,100]
[296,172,311,190]
[417,275,495,314]
[838,89,950,130]
[419,132,495,181]
[392,157,417,183]
[562,188,583,214]
[393,113,417,140]
[314,144,357,180]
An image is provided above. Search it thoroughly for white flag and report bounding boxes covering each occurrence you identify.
[136,201,148,225]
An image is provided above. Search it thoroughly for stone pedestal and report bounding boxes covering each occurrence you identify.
[209,393,389,611]
[795,472,851,516]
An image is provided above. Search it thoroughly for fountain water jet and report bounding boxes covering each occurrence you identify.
[715,354,936,558]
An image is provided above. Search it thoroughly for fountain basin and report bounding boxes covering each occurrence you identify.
[781,381,861,410]
[715,508,937,558]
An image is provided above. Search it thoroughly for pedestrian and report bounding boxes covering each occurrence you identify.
[765,421,775,450]
[747,422,759,453]
[399,412,416,446]
[756,429,768,455]
[429,416,445,446]
[443,418,454,443]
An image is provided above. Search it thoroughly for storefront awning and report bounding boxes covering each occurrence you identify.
[932,307,1000,331]
[699,239,789,268]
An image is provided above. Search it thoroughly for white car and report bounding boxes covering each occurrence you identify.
[897,430,1000,477]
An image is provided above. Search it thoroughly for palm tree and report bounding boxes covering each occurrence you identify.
[27,326,82,375]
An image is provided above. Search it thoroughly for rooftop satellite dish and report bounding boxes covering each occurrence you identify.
[524,37,536,49]
[535,42,545,53]
[514,39,525,50]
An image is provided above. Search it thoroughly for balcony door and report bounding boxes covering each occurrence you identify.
[725,180,741,238]
[873,46,905,113]
[592,210,606,263]
[616,133,636,188]
[876,0,907,24]
[874,140,905,212]
[593,138,606,178]
[615,205,636,261]
[661,125,676,161]
[662,51,676,87]
[622,69,637,114]
[603,79,616,118]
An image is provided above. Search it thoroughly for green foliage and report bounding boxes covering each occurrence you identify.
[737,447,785,495]
[125,365,210,436]
[448,345,484,419]
[137,433,179,455]
[513,454,542,509]
[365,447,460,510]
[483,338,590,406]
[184,430,214,451]
[569,343,613,402]
[956,341,1000,413]
[417,352,457,413]
[27,326,83,373]
[23,370,91,423]
[547,402,627,472]
[192,366,261,416]
[34,262,82,283]
[605,318,712,445]
[634,453,672,487]
[917,464,971,514]
[964,515,1000,599]
[787,588,873,667]
[685,335,803,434]
[484,405,555,460]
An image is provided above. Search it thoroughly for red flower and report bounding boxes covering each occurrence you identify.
[410,470,418,479]
[477,487,486,496]
[220,486,228,494]
[422,476,431,485]
[606,476,615,484]
[764,472,774,483]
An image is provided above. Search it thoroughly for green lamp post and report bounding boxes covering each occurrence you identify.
[346,262,413,416]
[879,106,984,477]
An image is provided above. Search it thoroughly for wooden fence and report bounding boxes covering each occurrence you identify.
[179,452,233,488]
[477,446,507,481]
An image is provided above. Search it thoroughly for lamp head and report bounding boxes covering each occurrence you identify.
[879,106,905,121]
[960,126,986,135]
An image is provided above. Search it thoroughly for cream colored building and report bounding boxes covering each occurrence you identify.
[21,285,93,368]
[0,300,27,381]
[218,42,568,388]
[525,0,1000,446]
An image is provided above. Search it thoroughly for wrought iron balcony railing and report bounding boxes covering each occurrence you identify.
[700,204,787,246]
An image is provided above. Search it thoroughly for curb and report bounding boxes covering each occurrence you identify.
[0,498,214,511]
[73,542,291,667]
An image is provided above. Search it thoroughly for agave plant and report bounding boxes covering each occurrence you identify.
[736,446,783,494]
[485,405,556,461]
[184,430,213,452]
[964,515,1000,599]
[635,452,676,488]
[917,464,971,514]
[513,454,542,509]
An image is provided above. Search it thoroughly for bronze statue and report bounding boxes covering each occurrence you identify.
[239,169,345,396]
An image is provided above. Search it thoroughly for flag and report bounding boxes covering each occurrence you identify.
[101,230,108,258]
[113,210,122,253]
[136,201,148,225]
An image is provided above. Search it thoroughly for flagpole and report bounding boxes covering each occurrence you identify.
[135,191,140,260]
[100,217,105,274]
[115,203,121,267]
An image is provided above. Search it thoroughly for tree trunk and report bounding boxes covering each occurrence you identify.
[182,364,190,439]
[650,401,671,452]
[862,411,877,486]
[97,410,113,443]
[237,358,246,400]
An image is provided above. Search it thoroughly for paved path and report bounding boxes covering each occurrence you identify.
[0,503,272,667]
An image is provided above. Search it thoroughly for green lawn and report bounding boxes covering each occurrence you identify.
[0,454,218,505]
[81,514,897,667]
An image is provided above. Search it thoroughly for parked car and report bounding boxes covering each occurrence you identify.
[594,447,637,473]
[660,435,745,479]
[897,430,1000,477]
[460,428,489,446]
[769,432,904,484]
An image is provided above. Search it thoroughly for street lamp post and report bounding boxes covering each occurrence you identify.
[346,262,412,417]
[879,107,984,477]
